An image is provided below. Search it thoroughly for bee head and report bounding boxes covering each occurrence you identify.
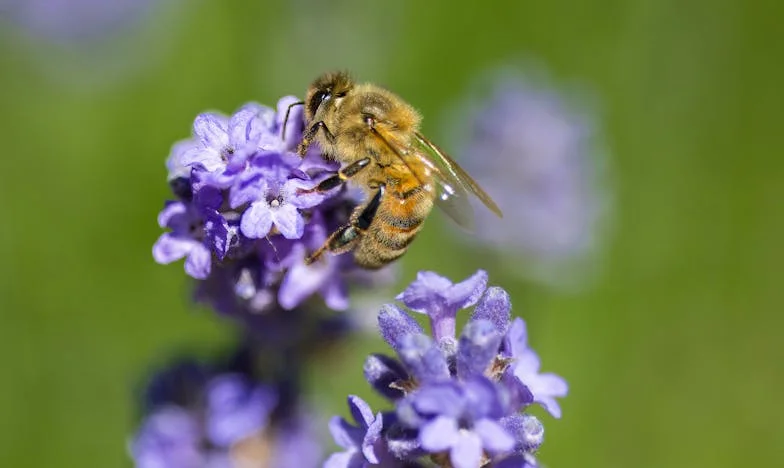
[305,71,354,122]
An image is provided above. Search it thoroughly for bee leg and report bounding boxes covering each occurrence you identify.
[280,100,304,141]
[305,185,384,264]
[305,225,361,264]
[297,158,372,195]
[297,121,336,156]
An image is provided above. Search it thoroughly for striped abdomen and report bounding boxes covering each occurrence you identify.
[353,184,434,269]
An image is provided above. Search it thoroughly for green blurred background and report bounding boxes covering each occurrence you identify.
[1,0,782,466]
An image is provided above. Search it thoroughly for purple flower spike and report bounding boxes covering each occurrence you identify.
[326,396,384,467]
[155,96,393,317]
[505,318,568,418]
[396,270,488,342]
[328,269,564,467]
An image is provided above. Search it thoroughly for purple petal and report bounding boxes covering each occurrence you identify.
[276,95,305,149]
[193,113,229,149]
[321,274,349,311]
[474,419,515,454]
[527,373,567,418]
[397,334,450,383]
[286,177,331,209]
[457,319,503,379]
[192,185,224,211]
[203,211,235,260]
[378,304,424,351]
[347,395,375,428]
[184,244,211,279]
[463,376,507,421]
[229,172,267,209]
[179,146,224,173]
[328,416,360,451]
[205,376,275,447]
[504,317,529,357]
[420,416,459,452]
[361,412,383,463]
[450,431,483,468]
[471,286,512,333]
[501,371,534,409]
[492,453,539,468]
[396,271,452,312]
[166,140,199,180]
[240,202,273,238]
[157,201,187,228]
[152,234,193,264]
[130,407,202,468]
[412,383,463,418]
[271,203,304,239]
[323,451,364,468]
[443,269,488,310]
[229,103,269,147]
[363,354,408,400]
[277,252,329,310]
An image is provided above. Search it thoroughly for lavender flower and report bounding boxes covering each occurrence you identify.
[444,68,610,287]
[325,270,566,468]
[130,346,322,468]
[154,97,389,320]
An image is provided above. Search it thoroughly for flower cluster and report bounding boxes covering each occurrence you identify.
[326,270,567,468]
[153,97,385,325]
[446,69,610,287]
[130,343,323,468]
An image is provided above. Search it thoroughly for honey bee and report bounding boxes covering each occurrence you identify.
[287,71,502,269]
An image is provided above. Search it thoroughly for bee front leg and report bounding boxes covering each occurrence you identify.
[297,121,336,156]
[297,157,372,195]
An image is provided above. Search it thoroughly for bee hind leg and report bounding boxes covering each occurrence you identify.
[305,225,362,264]
[305,185,384,265]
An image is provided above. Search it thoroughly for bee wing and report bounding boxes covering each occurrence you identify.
[411,131,503,228]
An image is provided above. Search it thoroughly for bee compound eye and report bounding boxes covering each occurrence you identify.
[308,90,330,117]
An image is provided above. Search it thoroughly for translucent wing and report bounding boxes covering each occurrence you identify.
[411,131,503,228]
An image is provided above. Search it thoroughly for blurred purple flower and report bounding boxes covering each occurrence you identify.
[1,0,159,42]
[446,69,610,286]
[154,96,390,319]
[327,270,566,467]
[129,348,322,468]
[131,373,274,467]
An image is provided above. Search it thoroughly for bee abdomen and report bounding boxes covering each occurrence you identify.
[354,212,425,269]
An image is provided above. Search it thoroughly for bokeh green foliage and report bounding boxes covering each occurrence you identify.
[0,0,782,466]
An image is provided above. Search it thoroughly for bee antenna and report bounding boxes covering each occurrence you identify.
[281,101,305,141]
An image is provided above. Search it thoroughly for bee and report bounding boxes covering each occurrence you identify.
[286,71,502,269]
